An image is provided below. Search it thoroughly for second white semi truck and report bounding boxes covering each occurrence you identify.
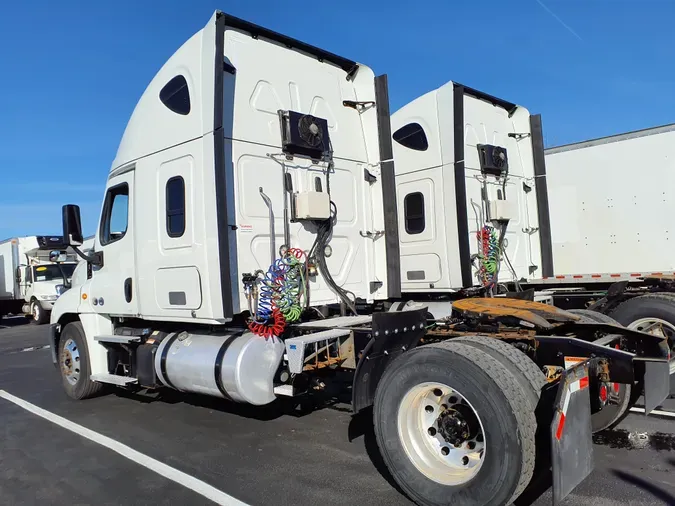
[49,11,669,506]
[390,86,675,388]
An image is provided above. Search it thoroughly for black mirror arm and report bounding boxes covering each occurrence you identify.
[71,246,104,268]
[56,264,72,290]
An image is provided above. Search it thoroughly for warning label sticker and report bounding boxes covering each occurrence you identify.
[239,224,253,233]
[564,356,586,370]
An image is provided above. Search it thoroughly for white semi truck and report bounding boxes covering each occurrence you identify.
[0,235,79,324]
[390,87,675,384]
[49,11,670,506]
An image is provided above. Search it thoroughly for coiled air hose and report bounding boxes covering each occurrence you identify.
[477,225,500,287]
[248,248,308,338]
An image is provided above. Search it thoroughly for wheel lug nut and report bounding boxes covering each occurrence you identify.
[441,404,448,410]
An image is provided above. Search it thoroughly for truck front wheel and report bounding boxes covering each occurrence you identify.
[58,322,104,400]
[373,341,536,506]
[30,300,49,325]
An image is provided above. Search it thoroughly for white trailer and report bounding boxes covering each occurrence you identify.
[0,236,79,323]
[47,11,669,506]
[541,125,675,364]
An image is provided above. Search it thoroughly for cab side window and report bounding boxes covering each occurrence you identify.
[100,183,129,246]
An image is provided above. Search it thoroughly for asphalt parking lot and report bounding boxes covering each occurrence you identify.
[1,317,674,506]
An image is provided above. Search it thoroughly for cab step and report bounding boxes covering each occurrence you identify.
[285,328,350,373]
[94,335,141,344]
[292,315,372,329]
[90,373,138,386]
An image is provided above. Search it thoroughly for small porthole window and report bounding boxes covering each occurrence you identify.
[159,75,191,115]
[404,192,425,235]
[393,122,429,151]
[166,176,185,237]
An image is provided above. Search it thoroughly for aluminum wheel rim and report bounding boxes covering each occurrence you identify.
[61,338,81,386]
[397,382,486,486]
[32,303,39,321]
[628,317,675,340]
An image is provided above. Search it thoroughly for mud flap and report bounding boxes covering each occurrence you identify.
[551,360,593,505]
[642,359,670,413]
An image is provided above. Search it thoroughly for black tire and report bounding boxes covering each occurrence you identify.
[58,322,104,400]
[610,293,675,353]
[374,341,536,506]
[567,308,618,325]
[452,336,546,410]
[30,300,49,325]
[568,309,632,432]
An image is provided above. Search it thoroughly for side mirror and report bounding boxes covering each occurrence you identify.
[62,205,84,246]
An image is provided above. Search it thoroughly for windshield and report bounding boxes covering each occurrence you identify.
[32,264,77,282]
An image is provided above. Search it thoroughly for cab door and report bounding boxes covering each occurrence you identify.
[87,170,138,316]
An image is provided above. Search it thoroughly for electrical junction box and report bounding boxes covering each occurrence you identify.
[292,191,331,221]
[487,199,517,222]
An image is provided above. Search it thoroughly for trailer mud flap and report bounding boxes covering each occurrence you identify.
[551,360,592,505]
[641,359,670,413]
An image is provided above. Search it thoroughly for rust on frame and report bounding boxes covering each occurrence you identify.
[452,298,579,329]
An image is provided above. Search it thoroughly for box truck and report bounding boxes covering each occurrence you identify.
[0,236,80,324]
[48,11,669,506]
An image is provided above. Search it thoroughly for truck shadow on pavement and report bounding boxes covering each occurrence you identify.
[612,466,675,505]
[0,316,30,329]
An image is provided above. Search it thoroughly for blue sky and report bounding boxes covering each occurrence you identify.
[1,0,673,238]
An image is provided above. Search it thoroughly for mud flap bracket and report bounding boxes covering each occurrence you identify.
[551,360,593,505]
[640,358,670,413]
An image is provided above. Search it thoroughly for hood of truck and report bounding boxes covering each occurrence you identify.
[32,279,68,296]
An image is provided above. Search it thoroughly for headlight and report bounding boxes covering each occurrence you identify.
[38,295,58,301]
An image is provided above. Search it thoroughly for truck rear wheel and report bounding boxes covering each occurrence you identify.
[58,322,104,400]
[31,300,49,325]
[452,336,546,410]
[568,309,632,432]
[373,341,536,506]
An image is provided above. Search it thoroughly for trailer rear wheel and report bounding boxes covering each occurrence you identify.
[58,322,104,400]
[568,309,632,432]
[610,293,675,353]
[373,341,536,506]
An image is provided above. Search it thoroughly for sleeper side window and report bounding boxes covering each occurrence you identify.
[159,75,191,115]
[393,123,429,151]
[404,192,425,235]
[166,176,186,238]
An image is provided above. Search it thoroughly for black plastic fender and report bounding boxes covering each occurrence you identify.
[351,308,427,413]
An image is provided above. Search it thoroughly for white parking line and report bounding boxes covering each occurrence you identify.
[0,390,249,506]
[630,407,675,418]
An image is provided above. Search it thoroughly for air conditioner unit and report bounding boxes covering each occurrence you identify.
[278,110,331,161]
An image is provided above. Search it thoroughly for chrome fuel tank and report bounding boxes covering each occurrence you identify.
[154,331,284,405]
